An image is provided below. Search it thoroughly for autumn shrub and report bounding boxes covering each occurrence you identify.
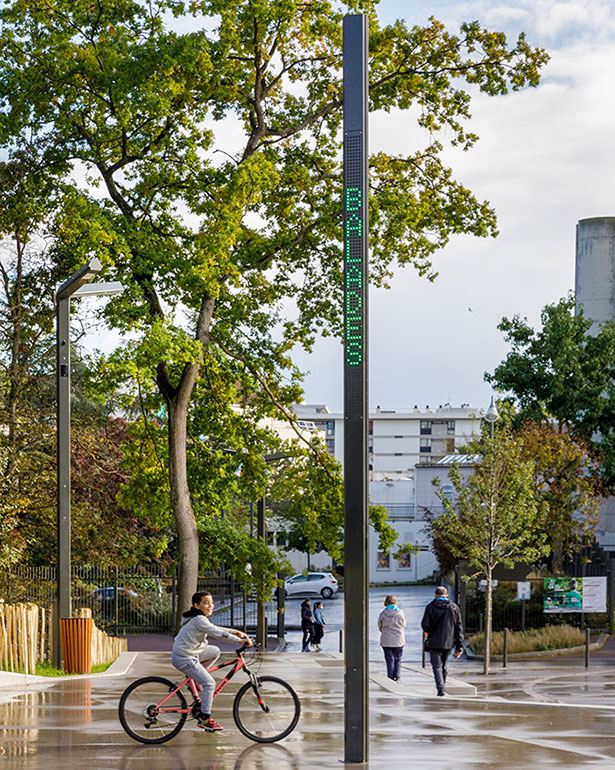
[468,624,585,655]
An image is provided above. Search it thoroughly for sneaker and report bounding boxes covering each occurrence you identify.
[437,691,446,697]
[197,715,223,731]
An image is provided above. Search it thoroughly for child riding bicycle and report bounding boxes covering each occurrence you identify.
[172,590,252,732]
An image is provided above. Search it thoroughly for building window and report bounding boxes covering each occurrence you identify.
[420,421,432,435]
[420,439,431,453]
[447,421,455,434]
[442,484,453,501]
[326,439,335,454]
[446,438,455,453]
[394,435,403,439]
[419,455,432,464]
[327,421,335,435]
[376,552,390,570]
[398,552,411,570]
[368,420,373,435]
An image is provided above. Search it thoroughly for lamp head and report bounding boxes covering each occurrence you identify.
[484,395,499,424]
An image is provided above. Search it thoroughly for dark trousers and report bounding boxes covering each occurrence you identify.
[382,646,404,680]
[302,622,314,650]
[429,648,451,694]
[313,623,324,644]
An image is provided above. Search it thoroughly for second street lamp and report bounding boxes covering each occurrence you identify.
[484,395,499,439]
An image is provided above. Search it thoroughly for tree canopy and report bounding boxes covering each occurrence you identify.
[0,0,548,614]
[487,296,615,489]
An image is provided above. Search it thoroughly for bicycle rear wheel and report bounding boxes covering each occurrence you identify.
[119,676,188,744]
[233,675,300,743]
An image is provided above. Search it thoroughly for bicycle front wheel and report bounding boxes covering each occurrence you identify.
[233,675,300,743]
[119,676,187,744]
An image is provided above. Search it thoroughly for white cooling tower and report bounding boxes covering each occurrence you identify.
[575,217,615,332]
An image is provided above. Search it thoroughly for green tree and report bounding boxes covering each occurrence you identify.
[0,0,548,616]
[268,451,397,568]
[516,421,599,573]
[432,421,549,674]
[0,156,64,567]
[487,296,615,489]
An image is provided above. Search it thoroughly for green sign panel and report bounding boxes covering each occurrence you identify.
[345,184,363,366]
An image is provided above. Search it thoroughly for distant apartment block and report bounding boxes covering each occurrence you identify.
[293,403,484,582]
[295,403,484,479]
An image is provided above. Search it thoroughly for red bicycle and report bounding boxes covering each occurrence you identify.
[118,643,300,745]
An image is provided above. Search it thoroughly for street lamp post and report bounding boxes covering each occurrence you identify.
[55,259,123,666]
[482,395,499,677]
[484,395,499,438]
[255,452,293,649]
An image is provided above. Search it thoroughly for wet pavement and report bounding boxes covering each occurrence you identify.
[3,584,615,769]
[2,648,615,769]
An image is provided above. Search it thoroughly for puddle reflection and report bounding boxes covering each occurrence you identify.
[61,678,93,725]
[0,689,45,759]
[119,744,188,770]
[233,743,300,770]
[118,741,301,770]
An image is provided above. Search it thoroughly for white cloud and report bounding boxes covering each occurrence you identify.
[296,2,615,411]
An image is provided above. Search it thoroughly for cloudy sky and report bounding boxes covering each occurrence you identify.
[292,0,615,413]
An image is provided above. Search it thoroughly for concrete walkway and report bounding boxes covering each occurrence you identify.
[2,648,615,769]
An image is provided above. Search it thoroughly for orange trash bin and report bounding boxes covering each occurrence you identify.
[59,617,93,674]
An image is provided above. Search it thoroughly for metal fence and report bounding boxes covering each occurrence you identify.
[463,578,611,634]
[0,566,280,636]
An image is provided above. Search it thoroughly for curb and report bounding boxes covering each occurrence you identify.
[463,634,609,661]
[0,650,138,690]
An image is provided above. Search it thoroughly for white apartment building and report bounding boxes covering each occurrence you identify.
[295,403,484,478]
[293,403,484,583]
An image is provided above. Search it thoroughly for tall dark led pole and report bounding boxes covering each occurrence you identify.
[343,13,369,765]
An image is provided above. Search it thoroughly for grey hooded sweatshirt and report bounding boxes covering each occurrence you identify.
[172,610,242,658]
[378,606,406,648]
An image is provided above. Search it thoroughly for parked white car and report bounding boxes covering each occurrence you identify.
[283,572,339,599]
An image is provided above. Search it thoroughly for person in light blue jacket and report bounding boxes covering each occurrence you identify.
[313,601,326,651]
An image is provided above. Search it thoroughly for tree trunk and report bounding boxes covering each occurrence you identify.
[483,569,493,676]
[552,539,564,575]
[167,394,200,630]
[161,293,216,630]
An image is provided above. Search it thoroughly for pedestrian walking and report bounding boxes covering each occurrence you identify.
[378,594,406,682]
[421,586,464,696]
[300,598,315,652]
[312,601,326,651]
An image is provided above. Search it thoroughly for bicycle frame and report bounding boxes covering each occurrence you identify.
[154,652,250,715]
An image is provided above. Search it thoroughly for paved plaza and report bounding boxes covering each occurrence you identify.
[2,585,615,769]
[2,646,615,769]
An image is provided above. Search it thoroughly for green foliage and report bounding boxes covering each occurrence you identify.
[269,452,398,562]
[431,414,550,673]
[431,419,550,577]
[516,422,599,570]
[487,296,615,490]
[196,513,289,600]
[0,0,547,600]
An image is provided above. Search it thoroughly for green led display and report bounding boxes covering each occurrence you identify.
[345,184,363,366]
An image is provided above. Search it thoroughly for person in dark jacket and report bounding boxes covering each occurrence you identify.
[421,586,464,696]
[300,598,315,652]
